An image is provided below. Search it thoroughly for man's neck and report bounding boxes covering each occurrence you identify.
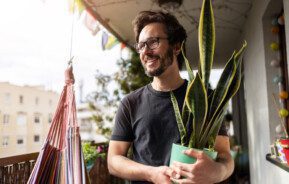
[151,67,184,92]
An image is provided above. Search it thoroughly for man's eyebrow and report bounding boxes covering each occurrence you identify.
[139,37,157,42]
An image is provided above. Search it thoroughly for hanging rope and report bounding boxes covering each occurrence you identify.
[69,0,77,65]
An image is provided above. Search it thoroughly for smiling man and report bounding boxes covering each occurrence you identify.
[107,11,233,184]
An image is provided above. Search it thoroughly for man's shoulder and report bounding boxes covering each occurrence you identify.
[122,85,149,103]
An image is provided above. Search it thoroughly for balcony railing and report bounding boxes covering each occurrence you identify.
[0,152,38,184]
[0,142,124,184]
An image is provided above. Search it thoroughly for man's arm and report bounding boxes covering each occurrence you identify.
[170,135,234,183]
[214,135,234,180]
[107,140,174,184]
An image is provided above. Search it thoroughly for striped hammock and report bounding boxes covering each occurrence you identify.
[28,66,90,184]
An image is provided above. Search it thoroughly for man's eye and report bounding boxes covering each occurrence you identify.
[139,43,145,49]
[148,40,157,45]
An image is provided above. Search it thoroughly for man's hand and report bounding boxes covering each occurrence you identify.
[149,166,175,184]
[170,149,227,184]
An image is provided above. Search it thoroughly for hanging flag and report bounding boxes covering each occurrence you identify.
[68,0,85,15]
[105,35,119,50]
[101,31,119,50]
[120,43,126,50]
[84,11,101,36]
[101,31,109,50]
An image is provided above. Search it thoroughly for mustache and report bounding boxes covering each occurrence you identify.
[145,53,160,60]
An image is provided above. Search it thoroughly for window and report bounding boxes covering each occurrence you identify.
[48,113,53,123]
[35,97,39,105]
[34,114,41,123]
[34,116,40,123]
[17,113,27,126]
[17,138,24,145]
[19,95,24,104]
[2,136,9,147]
[34,135,40,142]
[4,93,10,104]
[3,114,9,124]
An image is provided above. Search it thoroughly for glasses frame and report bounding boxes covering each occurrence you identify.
[134,37,168,53]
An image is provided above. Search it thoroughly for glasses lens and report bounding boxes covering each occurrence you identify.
[135,42,145,53]
[147,38,159,50]
[135,37,161,53]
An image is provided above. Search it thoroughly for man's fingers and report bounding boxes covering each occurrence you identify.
[172,161,195,175]
[164,167,175,177]
[183,149,203,159]
[171,177,196,184]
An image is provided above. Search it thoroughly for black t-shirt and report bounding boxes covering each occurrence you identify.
[111,80,228,183]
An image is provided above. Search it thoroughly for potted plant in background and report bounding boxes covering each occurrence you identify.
[169,0,247,165]
[82,142,106,171]
[272,94,289,165]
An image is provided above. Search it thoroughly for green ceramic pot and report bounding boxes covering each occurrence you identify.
[169,143,218,166]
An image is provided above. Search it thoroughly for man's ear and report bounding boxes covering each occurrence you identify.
[173,43,181,56]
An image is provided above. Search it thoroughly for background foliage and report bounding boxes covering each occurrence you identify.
[88,51,151,138]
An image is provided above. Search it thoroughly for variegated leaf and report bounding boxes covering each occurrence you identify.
[185,74,208,148]
[199,0,215,89]
[181,41,194,82]
[170,92,187,145]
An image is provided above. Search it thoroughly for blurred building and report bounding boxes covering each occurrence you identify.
[77,102,107,143]
[0,82,59,158]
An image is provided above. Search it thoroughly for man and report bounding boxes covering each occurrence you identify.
[107,11,233,184]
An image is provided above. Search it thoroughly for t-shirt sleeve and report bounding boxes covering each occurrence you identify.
[111,100,134,141]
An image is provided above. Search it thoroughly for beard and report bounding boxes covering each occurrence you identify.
[142,47,174,77]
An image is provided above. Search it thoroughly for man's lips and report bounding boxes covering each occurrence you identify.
[145,55,159,65]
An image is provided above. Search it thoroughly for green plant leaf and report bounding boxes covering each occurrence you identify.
[185,74,208,148]
[199,43,246,146]
[200,105,227,148]
[208,52,236,121]
[234,41,247,64]
[200,52,236,144]
[170,92,187,145]
[181,41,194,82]
[220,42,247,108]
[181,101,191,128]
[199,0,215,89]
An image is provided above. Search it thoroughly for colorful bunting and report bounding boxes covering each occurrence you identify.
[84,11,101,36]
[68,0,85,15]
[101,31,119,50]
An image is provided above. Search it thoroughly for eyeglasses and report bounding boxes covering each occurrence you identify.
[134,37,168,53]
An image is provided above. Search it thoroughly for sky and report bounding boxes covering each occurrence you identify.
[0,0,124,103]
[0,0,222,103]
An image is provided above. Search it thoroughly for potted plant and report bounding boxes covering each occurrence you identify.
[82,142,107,171]
[272,94,289,165]
[169,0,247,165]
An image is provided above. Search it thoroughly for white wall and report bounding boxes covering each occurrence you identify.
[242,0,289,183]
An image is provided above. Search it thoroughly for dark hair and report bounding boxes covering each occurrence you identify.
[132,11,187,69]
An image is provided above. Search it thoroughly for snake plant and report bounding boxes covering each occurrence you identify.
[171,0,247,149]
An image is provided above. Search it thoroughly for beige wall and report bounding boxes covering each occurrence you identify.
[0,82,59,158]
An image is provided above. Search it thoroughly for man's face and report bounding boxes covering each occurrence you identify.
[138,23,174,77]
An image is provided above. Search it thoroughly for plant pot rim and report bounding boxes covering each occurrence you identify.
[172,143,217,152]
